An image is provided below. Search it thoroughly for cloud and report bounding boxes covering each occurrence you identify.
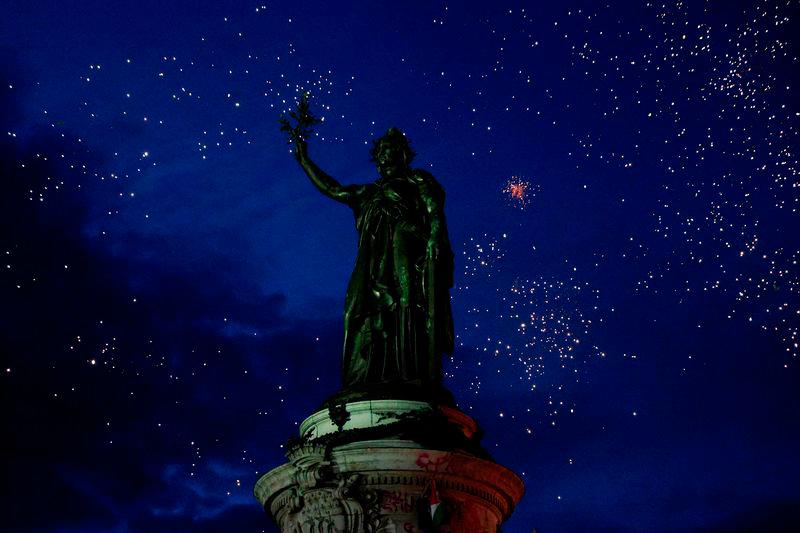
[0,57,325,531]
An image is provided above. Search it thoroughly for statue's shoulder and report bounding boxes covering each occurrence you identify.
[411,168,444,188]
[411,168,445,197]
[340,183,372,208]
[411,168,436,182]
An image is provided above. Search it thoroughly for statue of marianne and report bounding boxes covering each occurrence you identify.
[285,112,454,402]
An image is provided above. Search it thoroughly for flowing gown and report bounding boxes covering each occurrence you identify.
[340,170,454,392]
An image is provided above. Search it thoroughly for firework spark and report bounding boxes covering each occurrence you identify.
[503,176,536,209]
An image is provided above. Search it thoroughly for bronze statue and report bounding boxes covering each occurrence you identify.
[281,96,454,403]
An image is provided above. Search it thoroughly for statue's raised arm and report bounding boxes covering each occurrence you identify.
[280,95,354,205]
[295,141,354,204]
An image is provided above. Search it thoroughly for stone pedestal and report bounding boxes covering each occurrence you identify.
[254,400,524,532]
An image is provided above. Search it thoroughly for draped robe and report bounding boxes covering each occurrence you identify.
[340,169,454,392]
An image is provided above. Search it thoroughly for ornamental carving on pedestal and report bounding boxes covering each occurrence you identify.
[275,442,383,533]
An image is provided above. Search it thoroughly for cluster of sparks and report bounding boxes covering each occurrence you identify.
[453,234,604,431]
[565,0,800,363]
[502,176,536,209]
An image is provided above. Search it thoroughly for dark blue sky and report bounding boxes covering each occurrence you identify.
[2,1,799,531]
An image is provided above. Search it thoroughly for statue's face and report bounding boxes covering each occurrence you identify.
[376,142,406,177]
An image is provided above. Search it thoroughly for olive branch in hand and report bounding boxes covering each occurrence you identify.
[279,93,321,153]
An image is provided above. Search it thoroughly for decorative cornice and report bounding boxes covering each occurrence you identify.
[254,401,524,532]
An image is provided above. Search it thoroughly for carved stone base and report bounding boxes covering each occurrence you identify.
[254,400,524,533]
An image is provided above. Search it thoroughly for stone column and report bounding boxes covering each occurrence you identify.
[254,400,524,532]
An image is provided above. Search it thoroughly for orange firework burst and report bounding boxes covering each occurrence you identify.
[503,176,535,209]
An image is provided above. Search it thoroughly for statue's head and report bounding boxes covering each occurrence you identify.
[370,127,415,177]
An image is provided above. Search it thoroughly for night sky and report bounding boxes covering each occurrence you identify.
[2,1,800,531]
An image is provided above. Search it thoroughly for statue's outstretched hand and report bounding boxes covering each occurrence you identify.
[279,93,320,164]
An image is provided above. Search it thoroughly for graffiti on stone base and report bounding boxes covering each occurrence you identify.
[380,490,415,513]
[414,452,450,473]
